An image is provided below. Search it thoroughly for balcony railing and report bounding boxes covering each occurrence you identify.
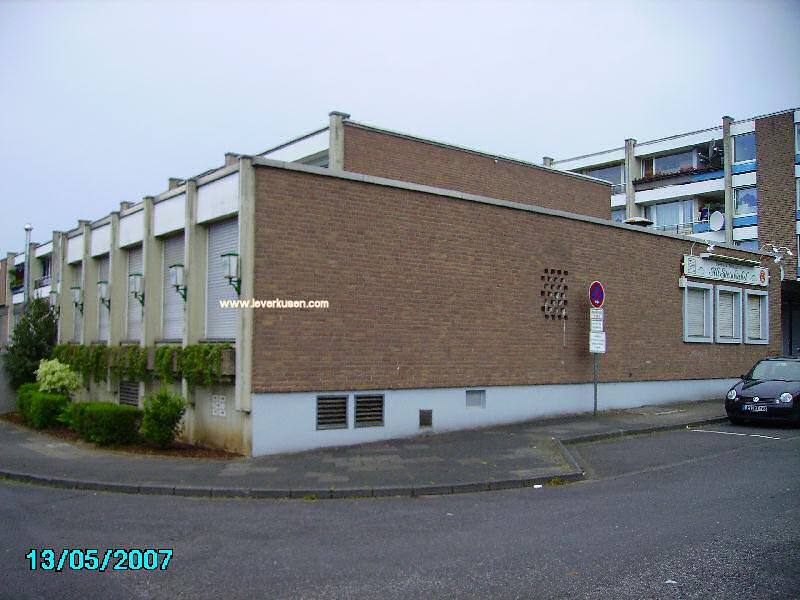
[611,183,626,195]
[34,275,51,289]
[650,222,697,236]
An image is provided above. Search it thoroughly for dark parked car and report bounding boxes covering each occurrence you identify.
[725,358,800,425]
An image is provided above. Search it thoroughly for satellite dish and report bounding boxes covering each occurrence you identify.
[709,211,724,232]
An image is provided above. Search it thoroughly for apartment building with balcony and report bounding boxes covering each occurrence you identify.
[0,112,781,455]
[550,107,800,354]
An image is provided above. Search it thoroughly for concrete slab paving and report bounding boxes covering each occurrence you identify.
[0,398,728,498]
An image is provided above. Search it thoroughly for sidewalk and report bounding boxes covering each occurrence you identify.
[0,399,727,499]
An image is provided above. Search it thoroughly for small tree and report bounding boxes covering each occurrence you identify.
[3,298,58,390]
[36,359,81,395]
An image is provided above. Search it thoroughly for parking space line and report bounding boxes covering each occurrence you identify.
[690,429,781,440]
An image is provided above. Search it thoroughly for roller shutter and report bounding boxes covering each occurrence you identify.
[162,235,185,340]
[206,219,238,339]
[126,246,143,340]
[687,288,706,337]
[97,256,109,341]
[747,295,762,340]
[717,291,735,339]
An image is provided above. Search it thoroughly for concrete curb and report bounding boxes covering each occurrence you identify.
[0,414,728,501]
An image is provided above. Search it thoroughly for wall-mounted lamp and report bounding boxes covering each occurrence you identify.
[689,241,716,256]
[221,252,241,296]
[759,243,794,263]
[70,286,84,314]
[168,263,187,301]
[97,280,111,310]
[128,272,145,306]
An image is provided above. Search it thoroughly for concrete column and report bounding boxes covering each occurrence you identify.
[328,111,350,171]
[722,115,734,245]
[624,138,640,220]
[25,241,39,306]
[51,232,66,342]
[109,212,126,345]
[236,157,255,413]
[3,253,13,334]
[79,222,96,344]
[183,179,205,347]
[141,197,161,346]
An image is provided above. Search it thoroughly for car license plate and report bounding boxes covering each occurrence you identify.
[743,405,767,412]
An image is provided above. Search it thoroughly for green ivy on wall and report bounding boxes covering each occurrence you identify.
[52,343,231,388]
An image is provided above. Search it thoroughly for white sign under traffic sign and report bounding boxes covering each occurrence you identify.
[590,308,604,332]
[589,331,606,353]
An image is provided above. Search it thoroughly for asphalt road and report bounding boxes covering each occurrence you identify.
[1,422,798,600]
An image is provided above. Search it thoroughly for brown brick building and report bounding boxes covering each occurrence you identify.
[1,111,786,455]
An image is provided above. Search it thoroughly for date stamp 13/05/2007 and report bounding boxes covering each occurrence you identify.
[26,548,173,572]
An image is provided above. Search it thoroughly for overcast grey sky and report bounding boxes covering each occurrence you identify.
[1,0,798,251]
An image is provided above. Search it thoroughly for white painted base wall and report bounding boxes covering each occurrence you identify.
[250,378,736,456]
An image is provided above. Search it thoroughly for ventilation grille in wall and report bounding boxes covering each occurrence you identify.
[541,268,569,320]
[119,381,139,407]
[355,395,384,428]
[317,396,348,430]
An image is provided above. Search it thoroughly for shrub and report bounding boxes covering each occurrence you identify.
[3,298,57,389]
[35,359,81,395]
[16,382,40,424]
[140,389,186,448]
[64,402,142,446]
[27,391,70,429]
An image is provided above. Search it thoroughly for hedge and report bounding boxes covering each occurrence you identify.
[61,402,142,446]
[16,382,40,424]
[28,391,70,429]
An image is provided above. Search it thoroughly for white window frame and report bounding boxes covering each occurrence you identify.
[733,132,756,165]
[683,281,714,343]
[743,289,769,345]
[714,285,742,344]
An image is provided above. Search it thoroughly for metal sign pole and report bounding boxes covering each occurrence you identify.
[593,353,598,417]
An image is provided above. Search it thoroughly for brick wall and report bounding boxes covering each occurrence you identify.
[756,112,797,276]
[343,123,611,220]
[251,166,780,394]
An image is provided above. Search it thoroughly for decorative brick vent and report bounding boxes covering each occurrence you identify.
[540,268,569,320]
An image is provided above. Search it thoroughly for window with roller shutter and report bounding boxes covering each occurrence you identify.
[72,264,82,342]
[126,246,143,340]
[206,218,238,340]
[683,282,713,343]
[744,290,768,344]
[96,256,110,341]
[715,286,742,344]
[162,235,185,340]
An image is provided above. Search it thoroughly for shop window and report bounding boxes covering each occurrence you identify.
[715,286,742,344]
[611,208,625,223]
[733,132,756,163]
[735,187,758,216]
[683,282,713,343]
[744,290,769,344]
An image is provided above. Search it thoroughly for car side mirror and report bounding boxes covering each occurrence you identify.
[740,374,748,380]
